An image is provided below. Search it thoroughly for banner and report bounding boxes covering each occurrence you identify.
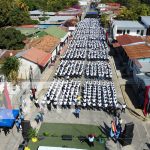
[3,82,12,109]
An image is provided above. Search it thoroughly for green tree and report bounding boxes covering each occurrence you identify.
[2,56,20,83]
[101,14,109,28]
[0,0,12,27]
[0,28,26,50]
[0,0,37,27]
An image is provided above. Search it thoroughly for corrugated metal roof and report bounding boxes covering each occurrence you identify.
[113,20,145,29]
[44,26,67,39]
[123,44,150,59]
[116,34,144,46]
[140,62,150,73]
[29,10,56,15]
[141,16,150,27]
[40,16,75,24]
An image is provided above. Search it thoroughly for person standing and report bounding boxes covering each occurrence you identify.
[122,103,126,113]
[88,134,95,147]
[31,88,37,100]
[47,100,51,111]
[34,99,40,108]
[75,107,80,118]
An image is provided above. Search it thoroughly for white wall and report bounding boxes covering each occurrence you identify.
[113,26,146,39]
[51,48,57,61]
[18,58,41,80]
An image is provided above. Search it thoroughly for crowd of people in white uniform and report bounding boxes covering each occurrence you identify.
[82,81,117,111]
[84,61,112,79]
[42,18,118,112]
[55,60,84,78]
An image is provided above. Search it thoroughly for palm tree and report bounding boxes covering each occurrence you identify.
[2,56,20,84]
[14,0,29,11]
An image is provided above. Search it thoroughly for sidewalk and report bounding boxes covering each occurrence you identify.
[109,56,146,121]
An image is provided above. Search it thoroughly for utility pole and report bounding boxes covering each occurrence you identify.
[29,65,33,90]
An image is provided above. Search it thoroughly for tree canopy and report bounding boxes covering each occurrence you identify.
[100,0,150,20]
[0,0,38,27]
[22,0,78,11]
[0,28,26,50]
[1,56,20,83]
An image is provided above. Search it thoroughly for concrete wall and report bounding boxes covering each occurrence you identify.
[18,58,41,80]
[112,26,146,39]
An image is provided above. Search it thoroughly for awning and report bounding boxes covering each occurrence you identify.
[0,108,19,128]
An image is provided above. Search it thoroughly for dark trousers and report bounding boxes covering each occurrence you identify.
[47,103,51,111]
[35,102,40,108]
[76,113,79,118]
[89,141,94,147]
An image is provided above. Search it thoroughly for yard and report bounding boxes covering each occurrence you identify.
[28,123,107,150]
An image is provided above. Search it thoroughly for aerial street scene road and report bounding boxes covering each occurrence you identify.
[0,0,150,150]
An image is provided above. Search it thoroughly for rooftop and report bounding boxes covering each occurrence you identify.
[28,35,60,53]
[123,44,150,59]
[15,27,40,36]
[44,26,67,39]
[113,20,145,29]
[57,8,82,16]
[40,16,75,24]
[116,34,144,46]
[0,50,21,63]
[139,61,150,73]
[22,47,51,67]
[136,74,150,86]
[141,16,150,27]
[29,10,56,16]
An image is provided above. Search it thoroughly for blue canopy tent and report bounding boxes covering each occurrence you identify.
[0,108,19,128]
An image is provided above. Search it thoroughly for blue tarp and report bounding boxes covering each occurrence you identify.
[0,108,19,128]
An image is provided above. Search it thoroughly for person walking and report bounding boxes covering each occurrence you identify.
[75,107,80,118]
[34,99,40,108]
[122,103,126,113]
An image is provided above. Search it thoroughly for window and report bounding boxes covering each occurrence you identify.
[141,30,144,36]
[127,30,130,34]
[123,30,126,34]
[137,30,140,34]
[117,30,122,34]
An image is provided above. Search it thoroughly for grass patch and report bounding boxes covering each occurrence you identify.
[28,123,106,150]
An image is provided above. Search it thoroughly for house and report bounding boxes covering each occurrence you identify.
[15,27,41,37]
[29,10,56,20]
[115,34,144,47]
[121,44,150,115]
[18,47,51,79]
[44,26,69,47]
[97,3,108,12]
[112,20,146,39]
[112,35,145,62]
[140,16,150,35]
[39,16,76,25]
[56,8,82,21]
[122,44,150,80]
[28,35,60,62]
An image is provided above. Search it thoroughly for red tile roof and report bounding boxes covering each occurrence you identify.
[22,47,51,67]
[116,35,144,46]
[106,2,121,7]
[17,25,37,28]
[123,44,150,59]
